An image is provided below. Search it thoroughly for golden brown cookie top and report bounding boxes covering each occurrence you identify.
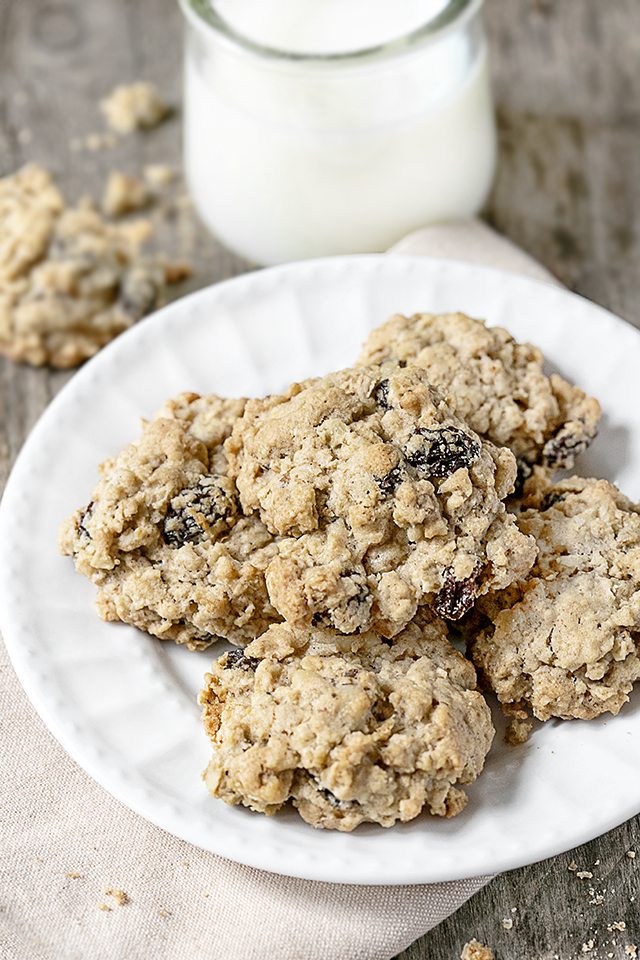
[359,312,600,476]
[469,474,640,722]
[227,362,536,635]
[199,615,494,831]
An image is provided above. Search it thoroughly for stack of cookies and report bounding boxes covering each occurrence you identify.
[60,312,640,831]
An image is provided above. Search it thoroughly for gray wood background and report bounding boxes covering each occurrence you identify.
[0,1,638,957]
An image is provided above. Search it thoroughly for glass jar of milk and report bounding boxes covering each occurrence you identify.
[180,0,497,265]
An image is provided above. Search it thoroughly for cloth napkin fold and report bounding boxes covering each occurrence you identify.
[0,220,557,960]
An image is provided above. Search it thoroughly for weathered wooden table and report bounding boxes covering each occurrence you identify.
[1,1,638,957]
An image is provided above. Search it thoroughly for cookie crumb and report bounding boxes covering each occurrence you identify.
[568,861,578,871]
[159,908,172,919]
[103,887,130,906]
[577,871,594,879]
[85,132,117,152]
[65,872,83,879]
[581,940,595,953]
[101,82,169,134]
[98,903,112,912]
[162,260,192,285]
[627,850,636,860]
[505,715,532,745]
[460,940,495,960]
[625,946,637,958]
[144,164,176,187]
[502,917,513,930]
[102,172,149,217]
[608,922,626,932]
[0,163,185,367]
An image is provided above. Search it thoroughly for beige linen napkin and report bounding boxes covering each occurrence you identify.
[0,221,556,960]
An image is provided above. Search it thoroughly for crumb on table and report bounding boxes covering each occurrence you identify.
[103,887,130,906]
[144,164,176,188]
[460,939,495,960]
[100,82,169,134]
[162,260,192,284]
[102,171,149,217]
[64,871,83,879]
[85,132,118,152]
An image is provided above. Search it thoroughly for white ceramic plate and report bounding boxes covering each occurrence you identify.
[1,255,639,885]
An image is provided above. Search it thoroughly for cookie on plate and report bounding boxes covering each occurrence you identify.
[226,363,536,636]
[199,616,495,830]
[60,392,281,649]
[468,473,640,721]
[0,164,172,367]
[358,312,601,478]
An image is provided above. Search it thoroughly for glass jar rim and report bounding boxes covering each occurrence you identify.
[179,0,484,66]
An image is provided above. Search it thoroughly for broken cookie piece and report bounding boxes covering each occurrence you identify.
[199,616,494,830]
[0,164,181,367]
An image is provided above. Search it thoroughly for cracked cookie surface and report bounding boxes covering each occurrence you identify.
[469,473,640,721]
[59,392,281,649]
[358,312,600,476]
[226,363,536,636]
[199,616,495,830]
[0,164,170,367]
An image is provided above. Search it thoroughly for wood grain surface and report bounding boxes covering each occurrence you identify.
[0,1,638,958]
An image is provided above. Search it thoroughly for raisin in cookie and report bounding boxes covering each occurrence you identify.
[60,392,281,649]
[226,363,536,636]
[0,164,172,367]
[468,474,640,722]
[199,616,494,830]
[358,313,600,476]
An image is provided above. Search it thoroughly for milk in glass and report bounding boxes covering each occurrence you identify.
[181,0,496,264]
